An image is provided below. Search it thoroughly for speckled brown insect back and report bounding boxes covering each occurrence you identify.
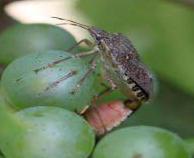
[90,29,153,102]
[36,17,153,134]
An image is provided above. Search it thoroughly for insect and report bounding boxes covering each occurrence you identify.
[35,17,153,108]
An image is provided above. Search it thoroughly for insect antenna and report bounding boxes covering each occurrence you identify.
[51,17,90,30]
[52,17,89,27]
[55,22,89,30]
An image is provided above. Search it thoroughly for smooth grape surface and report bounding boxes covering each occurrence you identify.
[0,106,94,158]
[93,126,191,158]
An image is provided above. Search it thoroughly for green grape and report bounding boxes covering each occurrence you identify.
[0,23,78,66]
[93,126,191,158]
[0,93,95,158]
[1,50,97,112]
[186,138,194,156]
[13,106,95,158]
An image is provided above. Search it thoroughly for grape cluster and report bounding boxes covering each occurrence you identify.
[0,24,191,158]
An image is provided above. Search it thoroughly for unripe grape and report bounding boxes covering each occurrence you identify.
[1,50,97,112]
[0,24,78,66]
[93,126,191,158]
[0,106,95,158]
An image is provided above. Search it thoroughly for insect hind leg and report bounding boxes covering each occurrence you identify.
[102,73,117,90]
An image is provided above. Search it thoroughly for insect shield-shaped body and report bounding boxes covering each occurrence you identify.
[52,17,153,103]
[88,27,153,102]
[50,17,153,135]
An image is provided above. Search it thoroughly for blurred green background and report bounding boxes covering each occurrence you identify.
[0,0,194,139]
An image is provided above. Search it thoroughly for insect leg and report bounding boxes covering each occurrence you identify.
[89,52,99,64]
[102,73,117,90]
[34,49,98,73]
[86,73,118,106]
[78,86,113,114]
[70,56,100,95]
[66,39,93,52]
[89,87,114,106]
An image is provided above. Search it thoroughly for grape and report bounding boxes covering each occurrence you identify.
[186,138,194,156]
[93,126,191,158]
[0,105,95,158]
[1,50,97,112]
[0,24,78,66]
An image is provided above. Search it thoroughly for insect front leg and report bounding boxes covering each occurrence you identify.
[34,49,98,73]
[67,39,94,52]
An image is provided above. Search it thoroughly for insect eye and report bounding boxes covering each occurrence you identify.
[96,36,102,40]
